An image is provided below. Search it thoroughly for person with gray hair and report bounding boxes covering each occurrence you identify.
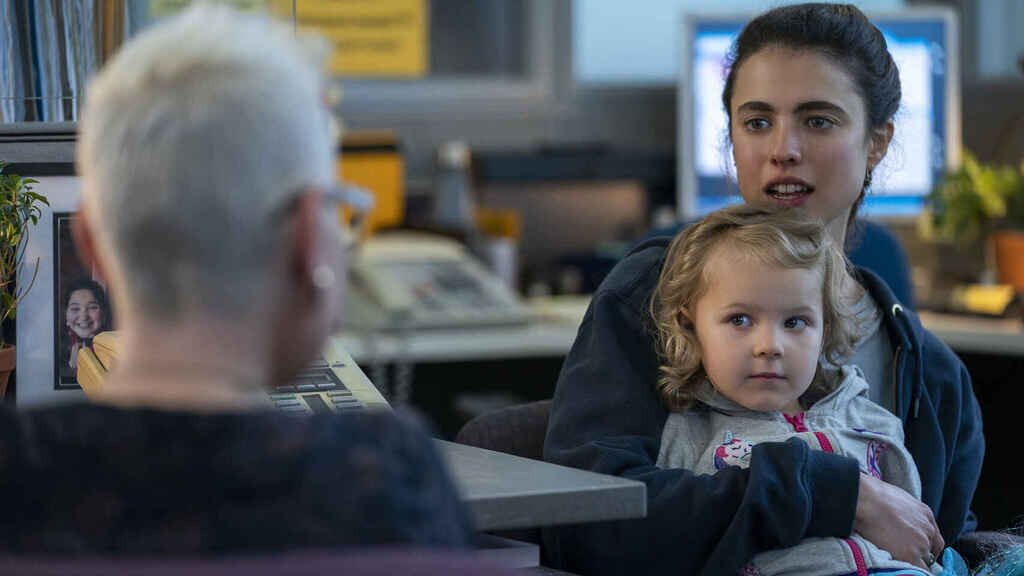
[0,4,474,555]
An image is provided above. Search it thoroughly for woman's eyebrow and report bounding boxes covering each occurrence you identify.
[736,100,849,117]
[793,101,848,117]
[736,101,774,114]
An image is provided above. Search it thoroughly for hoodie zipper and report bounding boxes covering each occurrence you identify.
[889,303,923,421]
[892,344,903,416]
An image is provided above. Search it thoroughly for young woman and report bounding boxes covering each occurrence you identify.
[543,4,983,575]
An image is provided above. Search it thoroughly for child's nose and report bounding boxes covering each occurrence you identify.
[754,327,784,357]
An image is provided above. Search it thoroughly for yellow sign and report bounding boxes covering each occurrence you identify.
[293,0,428,78]
[150,0,270,17]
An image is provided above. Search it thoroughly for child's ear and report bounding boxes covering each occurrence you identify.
[677,309,695,330]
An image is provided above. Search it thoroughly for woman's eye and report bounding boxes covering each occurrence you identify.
[744,118,770,132]
[728,314,751,327]
[807,117,836,129]
[784,317,808,329]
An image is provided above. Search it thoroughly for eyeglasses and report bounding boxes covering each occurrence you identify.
[322,183,374,251]
[273,182,375,252]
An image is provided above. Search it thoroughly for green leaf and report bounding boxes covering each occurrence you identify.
[0,164,50,322]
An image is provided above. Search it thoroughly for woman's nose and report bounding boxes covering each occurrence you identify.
[769,122,802,166]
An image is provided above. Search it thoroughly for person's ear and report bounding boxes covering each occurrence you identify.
[71,209,109,283]
[867,119,895,172]
[287,190,322,296]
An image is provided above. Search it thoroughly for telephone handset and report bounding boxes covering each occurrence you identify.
[77,332,390,415]
[343,232,530,331]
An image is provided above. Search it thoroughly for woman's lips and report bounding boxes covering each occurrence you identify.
[764,183,813,207]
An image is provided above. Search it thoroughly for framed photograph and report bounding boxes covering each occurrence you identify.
[52,212,114,390]
[14,163,90,406]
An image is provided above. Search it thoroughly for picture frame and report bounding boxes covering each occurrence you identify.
[51,212,113,390]
[14,163,90,406]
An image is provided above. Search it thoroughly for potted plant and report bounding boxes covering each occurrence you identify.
[0,162,49,397]
[922,152,1024,291]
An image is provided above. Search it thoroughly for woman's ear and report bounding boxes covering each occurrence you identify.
[867,119,895,171]
[287,190,322,296]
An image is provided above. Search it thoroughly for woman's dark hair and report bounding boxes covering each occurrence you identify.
[720,3,901,237]
[63,277,112,333]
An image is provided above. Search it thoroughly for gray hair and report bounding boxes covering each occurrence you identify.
[77,4,334,321]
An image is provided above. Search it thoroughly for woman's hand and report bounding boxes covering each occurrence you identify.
[855,473,944,570]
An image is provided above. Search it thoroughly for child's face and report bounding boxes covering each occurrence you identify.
[66,288,103,339]
[693,245,824,415]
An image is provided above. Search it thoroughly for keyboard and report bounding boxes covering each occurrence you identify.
[268,342,390,415]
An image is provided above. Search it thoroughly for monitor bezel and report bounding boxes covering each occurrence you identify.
[677,7,961,223]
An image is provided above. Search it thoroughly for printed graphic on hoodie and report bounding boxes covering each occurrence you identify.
[866,439,886,479]
[714,431,754,470]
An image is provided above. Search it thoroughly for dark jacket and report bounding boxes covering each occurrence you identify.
[542,236,984,576]
[0,404,475,555]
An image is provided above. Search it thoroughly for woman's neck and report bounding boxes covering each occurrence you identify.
[93,320,274,413]
[826,213,866,304]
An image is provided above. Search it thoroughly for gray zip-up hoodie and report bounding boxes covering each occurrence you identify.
[657,365,935,576]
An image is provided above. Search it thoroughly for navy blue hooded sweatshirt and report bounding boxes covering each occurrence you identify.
[542,236,985,576]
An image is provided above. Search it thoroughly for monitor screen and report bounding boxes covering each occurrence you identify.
[678,8,960,220]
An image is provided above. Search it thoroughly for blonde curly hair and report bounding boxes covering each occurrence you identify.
[649,205,860,412]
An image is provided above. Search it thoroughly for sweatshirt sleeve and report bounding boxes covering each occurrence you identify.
[542,278,861,576]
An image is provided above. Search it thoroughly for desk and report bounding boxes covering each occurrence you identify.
[336,297,1024,363]
[917,311,1024,356]
[334,296,586,365]
[438,440,647,531]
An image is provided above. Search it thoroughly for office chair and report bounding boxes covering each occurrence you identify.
[455,399,552,462]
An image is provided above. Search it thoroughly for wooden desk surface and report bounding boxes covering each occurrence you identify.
[437,440,646,531]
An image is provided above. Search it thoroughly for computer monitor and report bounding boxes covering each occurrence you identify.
[678,8,961,220]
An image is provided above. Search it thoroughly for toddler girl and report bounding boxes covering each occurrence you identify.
[651,205,966,576]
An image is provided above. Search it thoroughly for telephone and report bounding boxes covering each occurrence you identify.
[77,332,390,415]
[343,232,530,331]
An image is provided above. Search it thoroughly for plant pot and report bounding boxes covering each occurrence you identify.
[993,231,1024,292]
[0,345,14,399]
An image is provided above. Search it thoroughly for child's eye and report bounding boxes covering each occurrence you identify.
[784,317,808,330]
[728,314,751,327]
[807,117,836,129]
